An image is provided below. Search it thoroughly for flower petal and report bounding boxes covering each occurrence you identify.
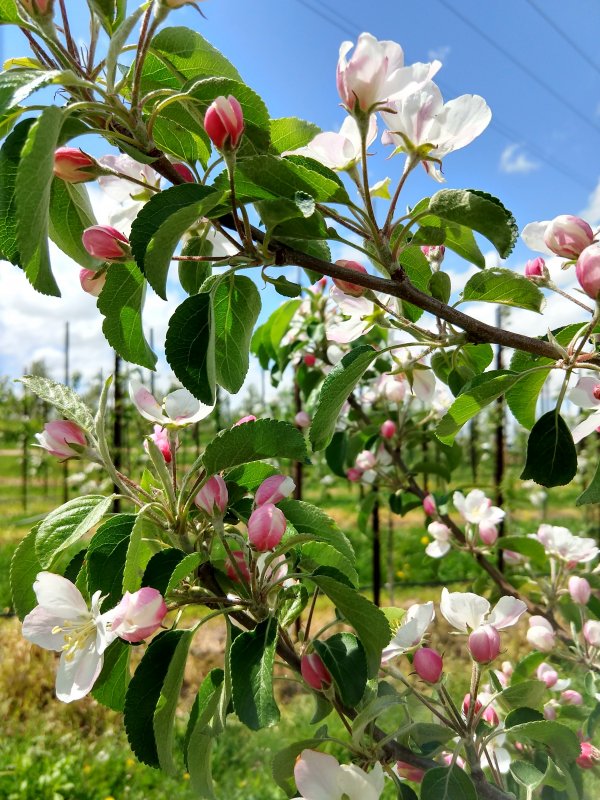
[440,588,489,632]
[569,377,600,410]
[487,596,527,630]
[164,388,214,425]
[22,606,67,651]
[426,539,450,558]
[294,749,342,800]
[55,639,104,702]
[338,763,384,800]
[571,410,600,444]
[521,221,553,255]
[32,572,89,618]
[129,379,164,423]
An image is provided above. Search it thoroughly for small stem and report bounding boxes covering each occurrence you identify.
[383,154,418,236]
[547,282,594,314]
[301,588,320,654]
[130,6,156,114]
[359,119,378,235]
[58,0,78,63]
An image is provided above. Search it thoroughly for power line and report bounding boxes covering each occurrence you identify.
[524,0,600,78]
[436,0,600,138]
[293,0,592,191]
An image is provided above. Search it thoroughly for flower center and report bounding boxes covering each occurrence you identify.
[52,617,96,662]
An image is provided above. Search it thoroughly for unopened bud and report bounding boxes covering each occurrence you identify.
[234,414,256,426]
[54,148,97,183]
[524,257,548,281]
[301,652,332,690]
[35,420,86,460]
[421,245,446,267]
[479,522,498,546]
[172,162,196,182]
[561,689,583,706]
[395,762,425,784]
[346,467,363,482]
[544,215,594,259]
[20,0,53,16]
[584,619,600,647]
[355,450,376,470]
[380,419,397,439]
[294,411,311,428]
[577,741,600,769]
[468,624,501,663]
[568,575,591,605]
[109,587,167,643]
[255,474,295,506]
[422,494,437,517]
[333,259,368,296]
[145,425,172,464]
[413,647,443,683]
[536,662,558,688]
[82,226,130,262]
[303,353,316,367]
[79,268,106,297]
[204,95,244,151]
[576,243,600,299]
[194,475,228,517]
[247,503,286,551]
[527,616,556,652]
[225,550,250,583]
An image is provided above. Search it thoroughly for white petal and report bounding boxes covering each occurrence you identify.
[569,377,600,409]
[22,606,67,651]
[55,639,104,702]
[32,572,89,619]
[487,596,527,630]
[129,379,164,424]
[452,491,466,516]
[164,388,214,425]
[521,221,553,255]
[426,540,450,558]
[571,411,600,444]
[440,588,489,632]
[294,750,342,800]
[338,763,384,800]
[412,370,436,402]
[429,94,491,156]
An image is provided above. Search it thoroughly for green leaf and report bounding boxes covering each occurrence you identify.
[436,370,520,444]
[143,548,187,595]
[179,235,213,295]
[150,26,242,83]
[461,268,544,312]
[576,458,600,506]
[98,261,157,370]
[413,207,486,268]
[165,292,215,404]
[124,630,186,767]
[506,369,550,430]
[277,583,309,628]
[154,628,194,775]
[310,573,390,676]
[299,541,358,587]
[496,679,546,711]
[230,619,280,730]
[202,419,308,475]
[87,514,134,610]
[122,511,160,594]
[420,766,477,800]
[166,552,205,594]
[0,69,85,116]
[520,410,578,487]
[504,720,580,761]
[0,0,21,23]
[310,346,378,451]
[277,499,354,565]
[213,275,261,393]
[398,246,432,322]
[92,639,130,711]
[225,461,278,492]
[48,179,98,268]
[313,632,367,707]
[428,189,518,258]
[19,375,96,435]
[186,669,225,799]
[15,106,63,295]
[270,117,321,153]
[35,494,113,568]
[429,271,451,304]
[0,118,34,264]
[511,652,548,684]
[10,525,42,620]
[325,431,348,478]
[497,535,547,568]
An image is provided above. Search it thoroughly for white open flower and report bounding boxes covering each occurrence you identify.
[22,572,116,702]
[453,490,505,526]
[534,524,598,564]
[326,287,377,344]
[381,601,435,662]
[568,376,600,443]
[129,379,214,427]
[426,521,452,558]
[284,115,377,171]
[293,749,384,800]
[440,588,526,634]
[98,155,160,236]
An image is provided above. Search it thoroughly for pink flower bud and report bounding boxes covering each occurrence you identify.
[316,276,328,291]
[234,414,256,426]
[577,741,600,769]
[53,148,97,183]
[172,162,196,183]
[479,522,498,546]
[355,450,376,471]
[422,494,437,517]
[468,624,501,663]
[442,753,466,769]
[303,353,316,367]
[576,243,600,298]
[225,550,250,583]
[79,268,106,297]
[482,705,499,727]
[421,245,446,266]
[395,761,424,784]
[301,652,332,690]
[543,702,557,720]
[82,226,130,262]
[35,420,86,459]
[524,257,547,280]
[584,619,600,647]
[413,647,443,683]
[380,419,397,440]
[536,662,558,688]
[144,425,172,463]
[194,475,228,517]
[204,95,244,151]
[544,215,594,259]
[20,0,53,16]
[247,503,286,551]
[255,474,295,506]
[294,411,311,428]
[333,259,368,297]
[568,576,591,605]
[346,467,363,482]
[561,689,583,706]
[527,616,556,652]
[463,693,482,717]
[110,587,167,642]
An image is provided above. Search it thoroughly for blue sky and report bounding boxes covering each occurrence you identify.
[1,0,599,394]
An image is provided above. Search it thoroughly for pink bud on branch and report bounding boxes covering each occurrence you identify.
[109,587,167,643]
[145,425,172,463]
[380,420,397,439]
[255,475,295,506]
[82,226,130,262]
[568,575,591,605]
[544,215,594,259]
[79,269,106,297]
[576,243,600,299]
[54,148,97,183]
[35,420,86,459]
[422,494,437,517]
[195,475,228,517]
[294,411,311,429]
[20,0,53,16]
[204,95,244,151]
[413,647,443,683]
[247,503,286,551]
[172,162,196,183]
[524,257,548,281]
[468,624,501,663]
[301,652,332,690]
[333,259,368,296]
[225,550,250,583]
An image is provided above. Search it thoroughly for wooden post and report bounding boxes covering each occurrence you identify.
[372,487,381,607]
[495,307,506,571]
[113,352,123,513]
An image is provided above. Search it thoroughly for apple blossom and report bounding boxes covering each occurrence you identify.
[346,467,363,482]
[422,494,437,517]
[381,601,435,662]
[577,741,600,769]
[79,268,106,297]
[303,353,316,367]
[421,245,446,268]
[583,619,600,647]
[544,215,594,259]
[53,148,98,183]
[326,287,379,344]
[195,475,228,517]
[225,550,250,583]
[544,702,557,720]
[568,575,591,605]
[440,589,527,646]
[204,95,244,151]
[82,226,130,262]
[536,662,558,688]
[524,257,548,281]
[567,376,600,443]
[355,450,377,471]
[97,155,160,235]
[129,379,214,427]
[294,411,311,428]
[479,522,498,546]
[560,689,583,706]
[534,523,598,564]
[453,490,505,527]
[425,521,452,558]
[293,749,384,800]
[463,694,499,726]
[413,647,443,683]
[380,81,491,181]
[107,588,167,643]
[395,761,425,783]
[380,419,397,439]
[247,503,286,551]
[378,373,407,403]
[19,0,53,16]
[172,162,196,182]
[333,260,368,297]
[576,243,600,299]
[301,653,332,691]
[144,425,172,463]
[35,420,87,460]
[22,572,117,702]
[468,624,501,663]
[255,474,295,506]
[285,115,377,171]
[527,616,556,652]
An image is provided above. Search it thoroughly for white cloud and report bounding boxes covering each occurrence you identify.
[428,45,451,63]
[499,144,539,175]
[579,176,600,226]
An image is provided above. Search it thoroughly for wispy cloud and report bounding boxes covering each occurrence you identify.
[428,45,451,63]
[580,176,600,227]
[499,144,539,175]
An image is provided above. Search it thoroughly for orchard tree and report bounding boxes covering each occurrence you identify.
[3,1,600,799]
